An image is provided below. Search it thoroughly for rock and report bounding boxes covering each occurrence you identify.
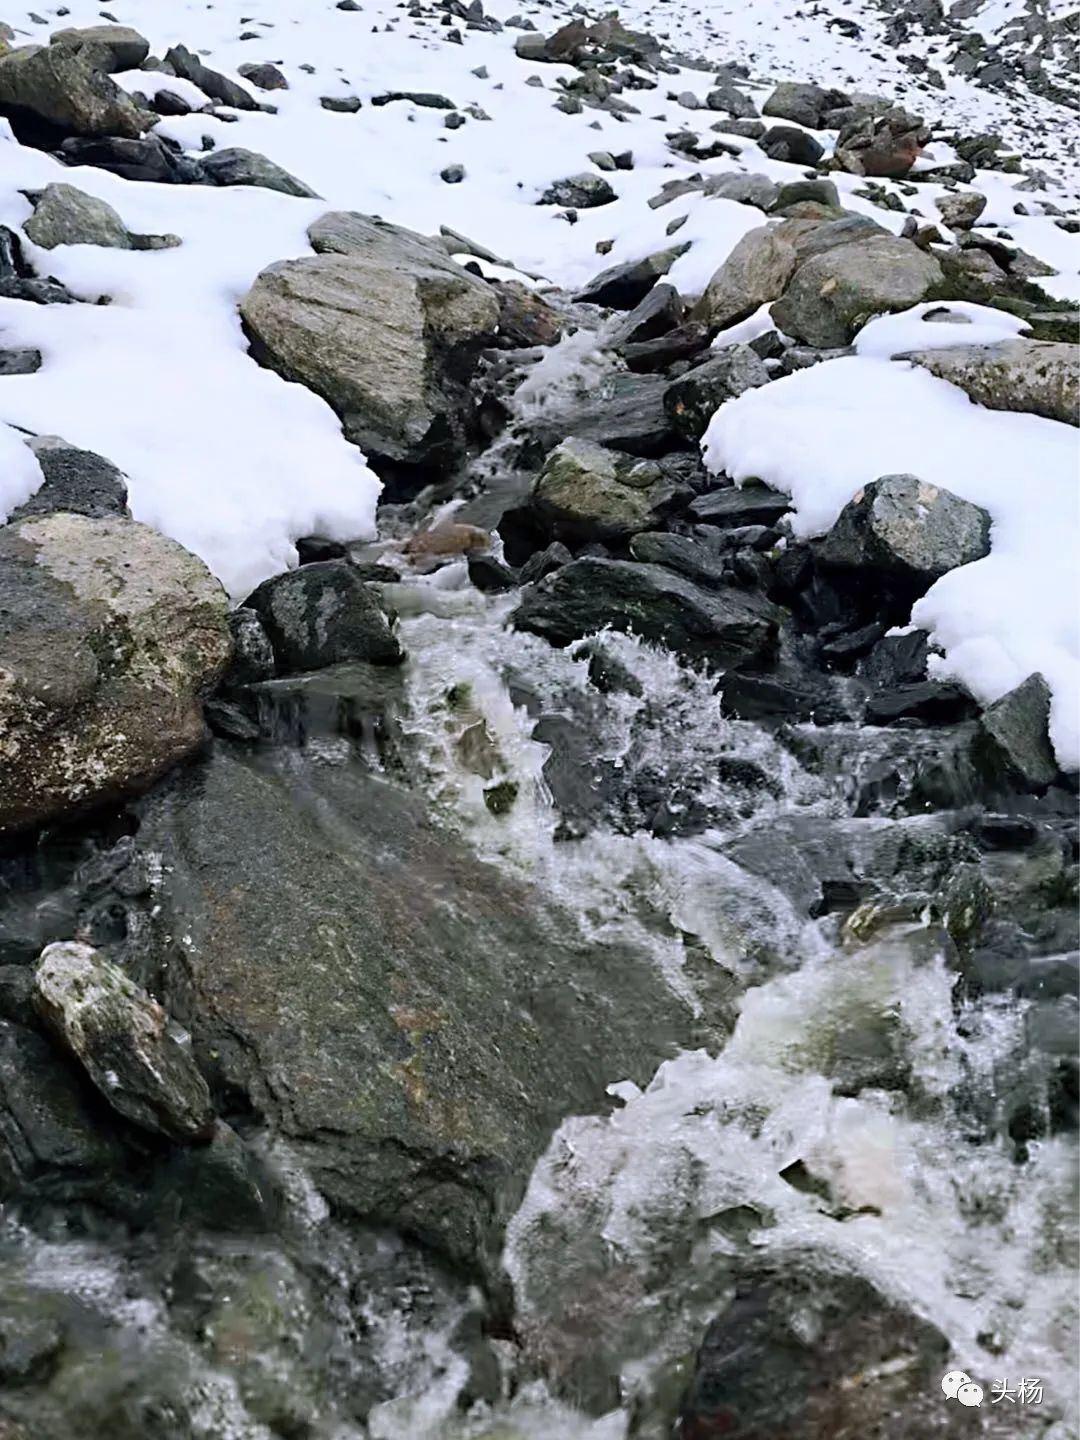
[513,557,779,667]
[703,172,779,208]
[772,178,840,210]
[538,173,617,208]
[245,560,402,673]
[24,181,128,248]
[628,530,729,588]
[130,745,691,1268]
[771,236,944,346]
[620,322,711,373]
[241,213,498,473]
[820,474,991,594]
[696,225,800,331]
[0,43,150,139]
[57,133,205,184]
[760,125,825,165]
[200,146,318,197]
[9,436,129,521]
[902,339,1078,427]
[664,345,771,439]
[493,280,563,347]
[834,106,929,178]
[530,438,677,544]
[574,243,690,308]
[679,1265,957,1440]
[762,80,848,128]
[0,347,41,375]
[370,90,456,109]
[705,81,757,118]
[319,92,361,112]
[688,482,791,526]
[164,43,258,110]
[937,190,987,229]
[236,61,288,91]
[523,372,673,458]
[150,88,192,116]
[864,679,977,725]
[441,163,465,184]
[0,1018,131,1208]
[975,673,1058,792]
[33,941,214,1142]
[49,22,149,71]
[468,553,517,592]
[610,282,683,345]
[0,512,230,832]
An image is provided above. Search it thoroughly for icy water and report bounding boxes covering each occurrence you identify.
[1,566,1076,1439]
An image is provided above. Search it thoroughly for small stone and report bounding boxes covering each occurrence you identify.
[236,61,288,91]
[319,93,362,112]
[33,940,215,1142]
[538,173,617,208]
[441,163,466,183]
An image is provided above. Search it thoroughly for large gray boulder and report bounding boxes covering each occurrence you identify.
[241,213,499,471]
[22,182,180,251]
[0,512,231,832]
[696,224,799,330]
[129,745,692,1269]
[820,474,992,592]
[245,560,403,672]
[200,147,318,198]
[902,339,1078,427]
[50,23,150,72]
[33,941,215,1143]
[771,236,943,346]
[664,344,771,439]
[513,556,780,667]
[530,438,676,544]
[0,43,151,138]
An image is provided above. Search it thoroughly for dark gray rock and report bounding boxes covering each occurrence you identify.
[200,146,318,197]
[319,93,362,112]
[223,606,275,687]
[128,745,692,1270]
[9,437,129,521]
[760,125,825,165]
[523,372,673,457]
[0,347,42,375]
[164,43,259,110]
[664,345,771,440]
[512,557,779,668]
[245,560,403,673]
[573,244,690,308]
[762,80,849,128]
[688,482,791,526]
[772,178,840,210]
[609,282,683,345]
[57,133,206,183]
[538,173,617,208]
[236,61,288,91]
[50,22,150,72]
[819,474,991,592]
[628,530,729,588]
[370,90,456,108]
[149,87,191,116]
[705,81,757,118]
[975,673,1059,792]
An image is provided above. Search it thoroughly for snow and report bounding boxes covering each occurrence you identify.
[854,300,1030,357]
[702,348,1080,766]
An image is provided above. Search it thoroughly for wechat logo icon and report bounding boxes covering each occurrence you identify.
[942,1371,984,1407]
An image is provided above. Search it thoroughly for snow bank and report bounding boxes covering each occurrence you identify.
[854,301,1030,358]
[702,352,1080,766]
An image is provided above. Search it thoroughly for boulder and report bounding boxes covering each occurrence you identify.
[9,436,129,521]
[530,438,677,544]
[163,43,258,110]
[936,190,987,230]
[771,236,944,347]
[609,282,683,345]
[974,673,1058,792]
[236,61,288,91]
[688,482,791,526]
[49,23,149,72]
[538,173,617,208]
[0,512,231,832]
[696,225,800,330]
[245,560,403,672]
[703,172,779,208]
[200,147,318,197]
[820,474,991,593]
[512,556,779,667]
[521,372,673,458]
[679,1265,962,1440]
[705,81,757,118]
[574,243,690,308]
[241,213,499,472]
[761,125,825,165]
[663,344,771,439]
[772,178,840,211]
[834,106,929,178]
[22,182,179,251]
[762,80,848,129]
[128,745,691,1268]
[902,339,1078,427]
[0,347,41,375]
[57,133,205,184]
[0,43,150,139]
[33,941,215,1142]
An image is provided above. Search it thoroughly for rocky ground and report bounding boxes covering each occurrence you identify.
[0,0,1077,1437]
